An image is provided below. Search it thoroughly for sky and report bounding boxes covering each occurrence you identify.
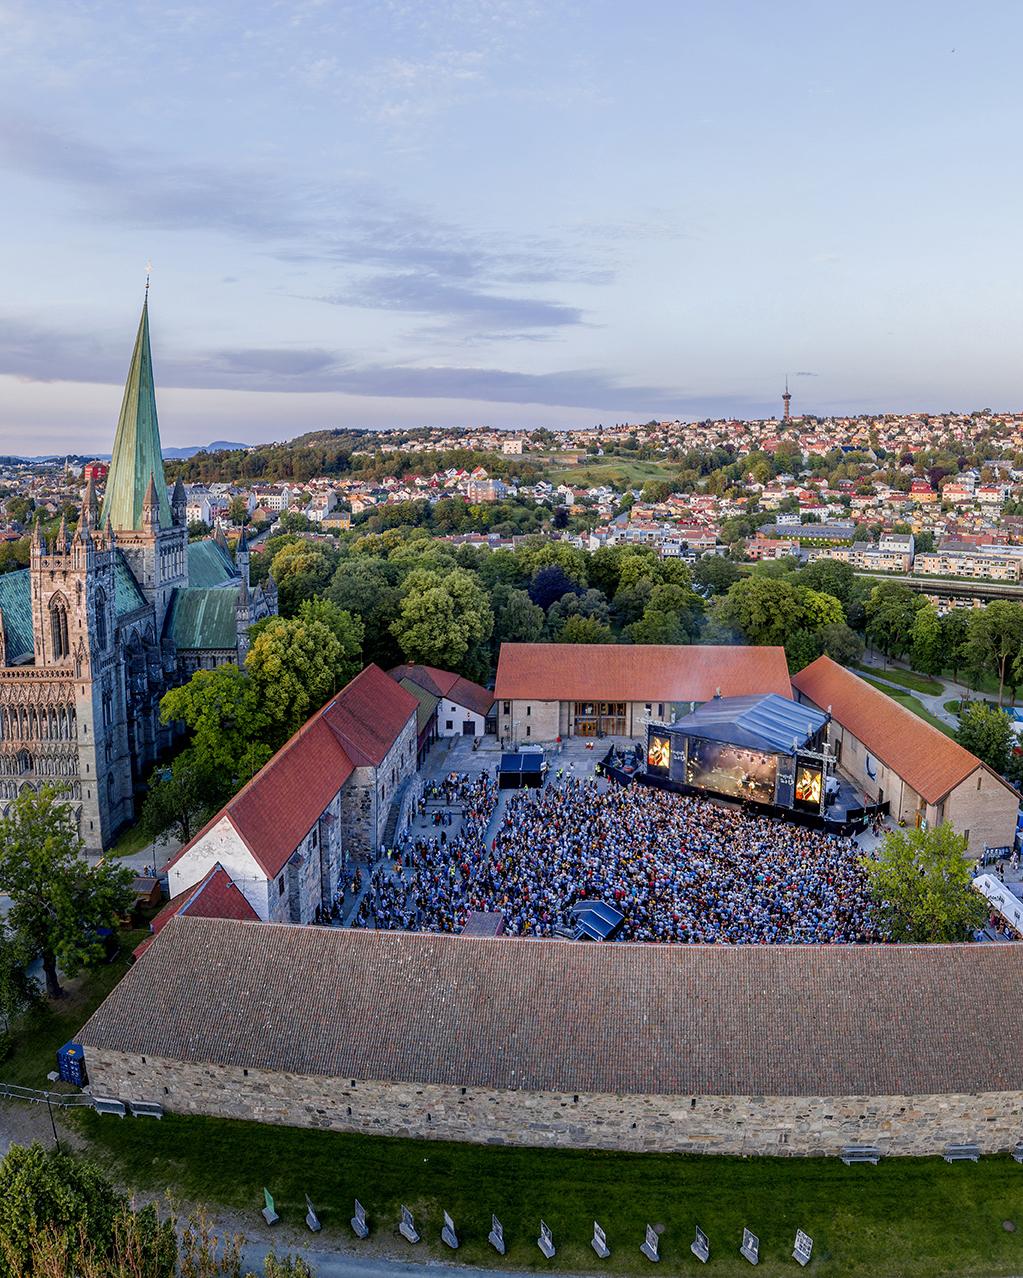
[1,1,1022,453]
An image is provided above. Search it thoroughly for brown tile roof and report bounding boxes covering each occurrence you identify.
[133,866,259,958]
[792,656,1009,804]
[164,664,416,880]
[80,918,1023,1098]
[389,663,494,718]
[494,643,792,704]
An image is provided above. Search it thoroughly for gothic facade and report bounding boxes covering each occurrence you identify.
[0,297,276,851]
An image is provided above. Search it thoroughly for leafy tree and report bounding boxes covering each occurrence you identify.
[626,608,692,645]
[268,541,336,615]
[326,557,402,669]
[546,588,612,638]
[391,568,493,673]
[528,565,581,611]
[692,555,741,595]
[954,702,1015,773]
[863,581,924,661]
[796,559,858,609]
[914,529,936,553]
[186,519,211,541]
[493,587,545,645]
[909,603,944,676]
[967,601,1023,704]
[160,666,271,794]
[556,616,614,644]
[246,616,344,746]
[861,823,985,942]
[296,598,364,689]
[227,494,250,525]
[0,787,133,999]
[0,920,36,1053]
[137,752,221,847]
[708,576,806,647]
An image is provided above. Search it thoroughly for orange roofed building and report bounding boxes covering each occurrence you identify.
[494,643,791,744]
[793,656,1018,857]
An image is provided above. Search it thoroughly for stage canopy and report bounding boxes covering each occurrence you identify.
[498,751,544,789]
[669,693,828,754]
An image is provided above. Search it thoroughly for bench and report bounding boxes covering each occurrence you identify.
[1013,1143,1023,1164]
[92,1097,127,1118]
[943,1143,980,1163]
[840,1145,881,1165]
[128,1100,163,1119]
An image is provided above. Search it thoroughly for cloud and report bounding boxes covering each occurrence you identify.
[0,315,713,414]
[332,274,583,327]
[794,371,819,377]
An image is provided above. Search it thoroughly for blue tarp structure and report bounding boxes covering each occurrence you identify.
[572,900,625,941]
[498,751,544,789]
[668,693,827,753]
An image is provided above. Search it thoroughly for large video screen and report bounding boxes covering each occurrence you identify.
[685,738,778,804]
[647,733,671,775]
[794,763,823,812]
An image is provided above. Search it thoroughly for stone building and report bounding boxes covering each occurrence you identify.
[164,664,419,922]
[0,295,276,850]
[494,643,792,744]
[793,655,1019,856]
[80,916,1023,1157]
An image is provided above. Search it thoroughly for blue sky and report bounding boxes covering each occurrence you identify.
[1,1,1021,452]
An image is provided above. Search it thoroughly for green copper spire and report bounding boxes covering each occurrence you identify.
[100,295,170,531]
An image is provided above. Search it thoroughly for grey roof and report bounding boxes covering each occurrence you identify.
[668,693,827,754]
[187,539,238,588]
[79,917,1023,1098]
[113,551,147,616]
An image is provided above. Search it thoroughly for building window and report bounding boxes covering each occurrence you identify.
[503,701,510,714]
[446,720,453,730]
[525,726,530,737]
[95,587,108,651]
[526,706,531,716]
[278,876,285,896]
[49,597,69,660]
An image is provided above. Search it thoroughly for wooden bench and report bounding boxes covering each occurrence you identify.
[943,1143,980,1163]
[92,1097,127,1118]
[840,1145,881,1165]
[128,1100,163,1119]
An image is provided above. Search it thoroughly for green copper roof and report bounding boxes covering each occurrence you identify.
[0,570,34,663]
[100,298,171,531]
[113,551,148,616]
[399,677,439,734]
[187,539,238,588]
[165,587,239,651]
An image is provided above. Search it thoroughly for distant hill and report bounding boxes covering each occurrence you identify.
[161,441,250,459]
[0,441,250,463]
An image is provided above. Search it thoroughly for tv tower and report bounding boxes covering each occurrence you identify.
[782,376,792,422]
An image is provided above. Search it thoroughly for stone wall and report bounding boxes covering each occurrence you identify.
[339,713,417,858]
[82,1047,1023,1157]
[500,699,561,746]
[945,769,1019,857]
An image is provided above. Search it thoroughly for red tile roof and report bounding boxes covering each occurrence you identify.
[165,664,417,881]
[389,663,494,718]
[133,865,258,957]
[792,655,1009,804]
[494,643,792,703]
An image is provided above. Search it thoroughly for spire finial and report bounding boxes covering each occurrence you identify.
[145,260,152,299]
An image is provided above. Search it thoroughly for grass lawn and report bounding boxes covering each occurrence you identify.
[0,928,147,1089]
[107,821,155,860]
[857,675,955,737]
[543,458,671,489]
[74,1110,1023,1277]
[853,664,943,696]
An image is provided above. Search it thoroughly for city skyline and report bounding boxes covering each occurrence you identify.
[3,1,1023,451]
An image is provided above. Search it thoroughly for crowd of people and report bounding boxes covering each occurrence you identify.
[350,767,884,945]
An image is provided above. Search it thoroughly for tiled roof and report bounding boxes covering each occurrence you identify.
[133,866,258,957]
[0,569,33,662]
[187,539,238,588]
[389,663,495,717]
[792,656,1002,804]
[399,678,439,734]
[164,664,416,880]
[165,587,238,651]
[494,643,792,703]
[81,918,1023,1098]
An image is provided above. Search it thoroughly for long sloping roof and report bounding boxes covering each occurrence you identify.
[187,539,238,588]
[792,656,1006,804]
[81,917,1023,1098]
[134,865,258,957]
[112,552,148,615]
[165,587,238,651]
[389,663,494,717]
[494,643,792,703]
[670,693,827,753]
[0,569,34,662]
[100,298,171,531]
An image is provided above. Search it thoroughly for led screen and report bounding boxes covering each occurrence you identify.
[647,734,671,774]
[794,764,823,811]
[685,739,778,804]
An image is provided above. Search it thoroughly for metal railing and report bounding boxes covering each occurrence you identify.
[0,1082,93,1108]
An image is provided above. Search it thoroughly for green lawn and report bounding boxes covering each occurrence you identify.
[853,664,943,696]
[857,675,955,737]
[106,821,154,860]
[74,1110,1023,1277]
[543,458,671,489]
[0,929,147,1088]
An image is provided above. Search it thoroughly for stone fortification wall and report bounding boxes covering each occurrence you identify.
[83,1047,1021,1157]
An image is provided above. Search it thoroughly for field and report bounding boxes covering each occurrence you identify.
[74,1109,1023,1278]
[542,456,672,489]
[856,674,955,737]
[853,664,943,696]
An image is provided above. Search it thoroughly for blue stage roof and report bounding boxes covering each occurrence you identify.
[666,693,828,754]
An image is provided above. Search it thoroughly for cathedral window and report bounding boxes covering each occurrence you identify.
[49,597,69,661]
[95,587,108,651]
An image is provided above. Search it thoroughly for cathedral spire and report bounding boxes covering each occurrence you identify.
[99,291,170,532]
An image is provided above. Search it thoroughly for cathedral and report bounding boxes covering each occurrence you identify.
[0,295,276,851]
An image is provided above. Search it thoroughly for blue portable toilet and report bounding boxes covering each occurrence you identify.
[57,1041,87,1087]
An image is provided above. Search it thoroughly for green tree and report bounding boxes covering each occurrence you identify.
[246,615,344,746]
[941,609,970,681]
[708,576,806,647]
[863,581,924,661]
[326,557,402,669]
[954,702,1015,773]
[227,494,250,525]
[556,616,614,644]
[692,555,741,595]
[296,598,364,688]
[0,920,36,1053]
[493,587,545,645]
[816,621,864,667]
[0,788,133,999]
[160,666,271,794]
[861,823,985,942]
[966,601,1023,704]
[391,568,493,673]
[910,603,944,676]
[137,753,216,847]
